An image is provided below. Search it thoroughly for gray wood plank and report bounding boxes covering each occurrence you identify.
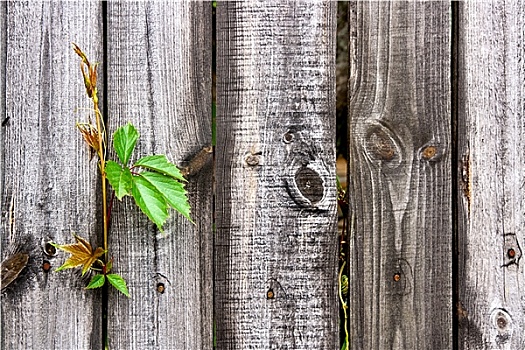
[0,2,103,349]
[347,2,452,349]
[105,2,213,349]
[0,3,5,193]
[215,2,338,349]
[456,2,525,349]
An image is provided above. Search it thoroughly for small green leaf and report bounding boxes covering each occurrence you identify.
[86,274,106,289]
[134,155,186,182]
[106,160,132,200]
[113,122,139,165]
[140,171,192,222]
[107,273,130,297]
[131,174,168,231]
[106,259,113,274]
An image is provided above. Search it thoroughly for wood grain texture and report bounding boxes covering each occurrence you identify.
[457,2,525,349]
[0,2,5,193]
[215,2,338,349]
[0,2,103,349]
[105,2,213,349]
[348,2,452,349]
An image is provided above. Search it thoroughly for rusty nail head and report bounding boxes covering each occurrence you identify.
[156,283,165,294]
[42,260,51,272]
[508,248,516,259]
[393,273,401,282]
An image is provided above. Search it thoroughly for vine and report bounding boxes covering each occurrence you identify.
[51,44,192,297]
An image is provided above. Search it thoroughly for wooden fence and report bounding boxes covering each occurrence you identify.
[1,2,524,350]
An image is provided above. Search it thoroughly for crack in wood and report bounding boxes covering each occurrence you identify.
[460,153,471,214]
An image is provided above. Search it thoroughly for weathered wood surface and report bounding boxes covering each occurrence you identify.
[348,2,452,349]
[105,2,213,349]
[215,2,338,349]
[456,2,525,349]
[0,2,103,349]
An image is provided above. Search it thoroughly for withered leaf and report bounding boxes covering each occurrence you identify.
[52,234,105,276]
[76,122,100,159]
[1,252,29,291]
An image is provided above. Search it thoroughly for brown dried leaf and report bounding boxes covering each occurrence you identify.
[53,234,105,276]
[76,122,100,159]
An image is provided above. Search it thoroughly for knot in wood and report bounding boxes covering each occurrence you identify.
[497,315,508,330]
[422,145,437,160]
[245,154,260,166]
[282,131,294,143]
[364,123,403,168]
[368,130,395,161]
[295,166,323,204]
[503,233,521,267]
[43,242,57,257]
[491,308,512,333]
[266,288,275,300]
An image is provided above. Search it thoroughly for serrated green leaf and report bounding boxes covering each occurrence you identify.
[140,171,192,223]
[134,155,186,182]
[86,274,105,289]
[113,122,139,165]
[106,160,132,200]
[107,273,130,297]
[131,174,169,231]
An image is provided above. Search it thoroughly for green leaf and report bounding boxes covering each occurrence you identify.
[106,160,132,200]
[107,273,130,297]
[131,174,169,231]
[86,274,105,289]
[106,259,113,274]
[134,155,186,182]
[113,122,139,165]
[140,171,192,222]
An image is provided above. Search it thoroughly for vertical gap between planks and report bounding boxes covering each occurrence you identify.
[101,1,109,348]
[451,2,459,350]
[211,1,217,348]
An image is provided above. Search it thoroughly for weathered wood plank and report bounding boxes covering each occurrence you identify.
[105,2,213,349]
[456,2,525,349]
[0,2,103,349]
[348,2,452,349]
[215,2,338,349]
[0,3,5,189]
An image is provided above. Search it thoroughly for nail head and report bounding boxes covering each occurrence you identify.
[42,260,51,272]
